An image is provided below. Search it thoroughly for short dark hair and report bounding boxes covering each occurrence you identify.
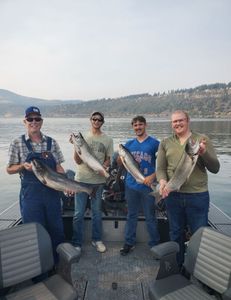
[131,115,146,125]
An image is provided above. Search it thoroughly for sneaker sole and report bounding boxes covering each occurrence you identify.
[96,248,106,253]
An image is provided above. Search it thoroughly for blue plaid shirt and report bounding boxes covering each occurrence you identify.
[7,132,64,168]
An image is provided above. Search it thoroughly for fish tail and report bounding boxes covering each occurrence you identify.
[149,189,166,211]
[154,198,166,212]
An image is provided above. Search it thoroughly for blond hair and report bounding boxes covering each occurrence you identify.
[171,110,190,121]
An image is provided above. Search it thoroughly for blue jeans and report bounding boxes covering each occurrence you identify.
[72,184,104,247]
[125,186,160,247]
[165,191,209,265]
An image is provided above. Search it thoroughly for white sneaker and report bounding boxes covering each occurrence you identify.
[92,241,106,253]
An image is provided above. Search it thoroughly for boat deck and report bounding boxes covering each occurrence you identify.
[72,242,158,300]
[1,200,231,299]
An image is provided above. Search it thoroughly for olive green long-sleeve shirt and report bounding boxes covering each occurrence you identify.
[156,132,220,193]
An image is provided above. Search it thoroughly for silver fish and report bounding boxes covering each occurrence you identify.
[118,144,145,184]
[154,137,200,202]
[118,144,156,190]
[165,137,200,191]
[70,132,110,178]
[31,159,93,195]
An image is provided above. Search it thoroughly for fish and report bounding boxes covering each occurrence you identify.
[31,159,93,195]
[118,144,145,184]
[164,137,200,191]
[154,137,200,202]
[118,144,156,191]
[70,132,110,178]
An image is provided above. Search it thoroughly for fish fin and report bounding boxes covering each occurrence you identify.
[149,189,166,211]
[149,190,160,200]
[79,132,84,138]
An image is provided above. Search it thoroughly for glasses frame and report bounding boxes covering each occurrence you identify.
[91,118,103,122]
[171,118,187,124]
[26,117,43,123]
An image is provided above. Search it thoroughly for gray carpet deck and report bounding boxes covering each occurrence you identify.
[72,242,159,300]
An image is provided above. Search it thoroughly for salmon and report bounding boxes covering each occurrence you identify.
[31,159,93,195]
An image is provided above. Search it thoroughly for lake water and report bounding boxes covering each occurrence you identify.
[0,117,230,216]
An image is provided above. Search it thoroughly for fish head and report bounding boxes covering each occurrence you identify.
[186,138,200,156]
[118,144,127,158]
[74,132,85,147]
[31,159,46,177]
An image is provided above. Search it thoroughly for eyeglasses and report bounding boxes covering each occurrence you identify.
[172,118,187,124]
[91,118,103,122]
[26,117,42,122]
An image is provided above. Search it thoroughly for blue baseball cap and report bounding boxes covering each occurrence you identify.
[25,106,41,117]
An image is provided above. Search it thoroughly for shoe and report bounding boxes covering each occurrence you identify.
[92,241,106,253]
[120,244,135,256]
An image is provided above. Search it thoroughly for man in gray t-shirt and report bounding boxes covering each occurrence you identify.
[71,111,113,253]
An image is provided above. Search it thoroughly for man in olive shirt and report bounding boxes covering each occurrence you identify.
[157,110,220,265]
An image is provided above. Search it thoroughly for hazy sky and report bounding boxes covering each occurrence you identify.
[0,0,230,100]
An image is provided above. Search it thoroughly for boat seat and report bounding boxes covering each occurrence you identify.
[0,222,81,300]
[149,226,231,300]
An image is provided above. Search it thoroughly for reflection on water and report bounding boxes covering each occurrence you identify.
[0,117,230,215]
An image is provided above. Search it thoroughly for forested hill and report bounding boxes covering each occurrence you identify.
[1,82,231,118]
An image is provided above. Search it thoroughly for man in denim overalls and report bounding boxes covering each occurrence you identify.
[7,106,65,263]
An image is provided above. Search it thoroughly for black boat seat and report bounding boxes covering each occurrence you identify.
[149,226,231,300]
[0,222,80,300]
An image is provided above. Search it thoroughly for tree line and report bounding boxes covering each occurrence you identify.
[43,83,231,118]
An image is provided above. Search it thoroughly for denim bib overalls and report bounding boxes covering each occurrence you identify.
[20,135,65,262]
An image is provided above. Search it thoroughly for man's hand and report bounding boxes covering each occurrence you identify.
[23,162,33,171]
[143,174,155,187]
[159,179,170,198]
[198,138,207,155]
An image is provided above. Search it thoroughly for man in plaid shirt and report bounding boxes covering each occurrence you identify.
[7,106,65,263]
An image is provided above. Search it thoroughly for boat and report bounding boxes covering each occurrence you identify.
[0,169,231,299]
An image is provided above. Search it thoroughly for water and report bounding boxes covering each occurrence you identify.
[0,117,230,216]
